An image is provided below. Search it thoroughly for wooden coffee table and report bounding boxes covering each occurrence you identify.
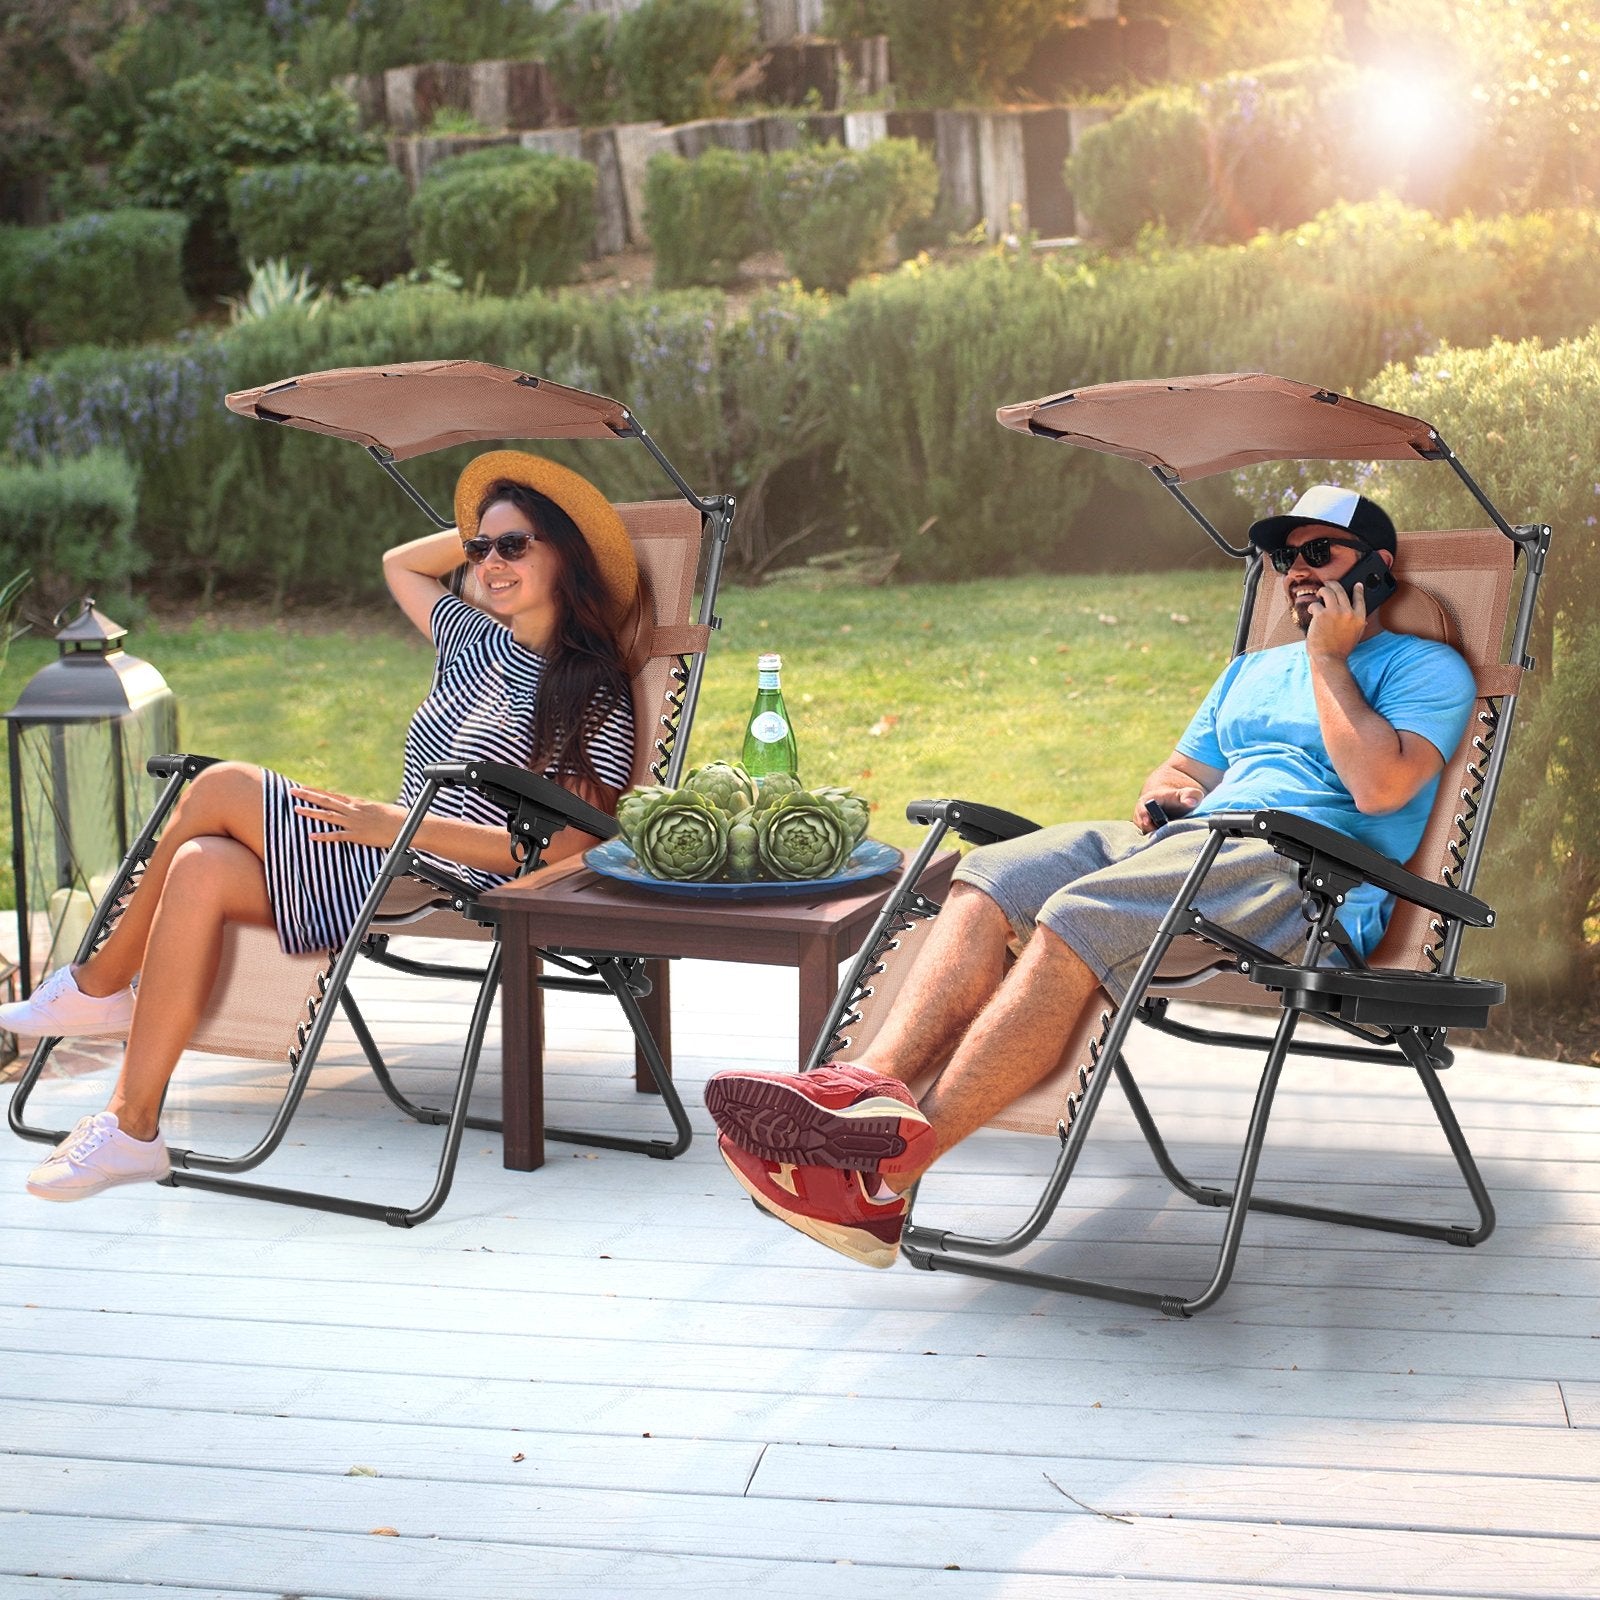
[478,847,958,1170]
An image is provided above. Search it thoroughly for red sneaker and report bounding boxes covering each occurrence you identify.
[717,1135,906,1268]
[704,1062,935,1176]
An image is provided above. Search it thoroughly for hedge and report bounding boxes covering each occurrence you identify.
[799,202,1600,578]
[0,449,145,619]
[227,163,411,289]
[5,202,1600,602]
[0,210,189,357]
[409,151,596,293]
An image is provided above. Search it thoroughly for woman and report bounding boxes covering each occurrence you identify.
[6,451,639,1201]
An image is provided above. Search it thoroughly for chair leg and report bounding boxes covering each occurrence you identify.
[340,985,500,1135]
[7,763,195,1149]
[365,942,692,1160]
[906,1003,1495,1312]
[903,1004,1302,1316]
[1116,1024,1494,1247]
[5,1033,73,1147]
[544,957,693,1159]
[163,943,504,1227]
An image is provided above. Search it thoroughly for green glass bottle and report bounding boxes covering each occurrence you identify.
[741,652,799,778]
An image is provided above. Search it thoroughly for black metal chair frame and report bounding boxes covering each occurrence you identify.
[809,429,1549,1314]
[8,388,733,1226]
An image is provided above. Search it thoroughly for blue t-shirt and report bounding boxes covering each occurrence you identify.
[1176,632,1476,956]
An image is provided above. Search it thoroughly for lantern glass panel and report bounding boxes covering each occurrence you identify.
[13,694,176,980]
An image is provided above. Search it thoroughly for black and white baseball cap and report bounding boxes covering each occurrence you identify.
[1248,484,1397,556]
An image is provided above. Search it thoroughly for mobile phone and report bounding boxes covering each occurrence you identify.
[1338,548,1397,612]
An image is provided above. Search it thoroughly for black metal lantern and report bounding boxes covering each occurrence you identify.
[4,599,177,995]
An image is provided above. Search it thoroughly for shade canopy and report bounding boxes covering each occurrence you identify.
[995,372,1440,483]
[225,360,630,461]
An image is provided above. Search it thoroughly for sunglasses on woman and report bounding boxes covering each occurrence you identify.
[1267,535,1370,575]
[461,531,538,565]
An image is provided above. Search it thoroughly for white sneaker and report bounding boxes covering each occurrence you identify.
[0,964,134,1039]
[26,1112,171,1201]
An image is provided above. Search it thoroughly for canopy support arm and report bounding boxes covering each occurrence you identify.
[366,447,452,528]
[1431,434,1526,546]
[1151,467,1250,559]
[613,411,719,515]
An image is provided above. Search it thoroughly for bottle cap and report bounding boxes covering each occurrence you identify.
[757,652,782,671]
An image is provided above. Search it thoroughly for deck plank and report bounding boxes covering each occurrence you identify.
[2,954,1597,1597]
[0,1514,1439,1600]
[4,1459,1599,1596]
[4,1397,1595,1496]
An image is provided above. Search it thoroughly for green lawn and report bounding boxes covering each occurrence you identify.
[0,567,1245,898]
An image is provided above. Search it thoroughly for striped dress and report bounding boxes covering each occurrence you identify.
[260,592,635,957]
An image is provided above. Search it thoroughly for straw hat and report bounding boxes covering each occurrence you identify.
[453,450,638,628]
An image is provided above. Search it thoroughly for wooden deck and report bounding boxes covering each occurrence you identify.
[2,944,1597,1599]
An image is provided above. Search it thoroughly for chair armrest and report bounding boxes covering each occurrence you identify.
[423,760,619,842]
[906,798,1041,848]
[1206,809,1494,928]
[146,753,222,780]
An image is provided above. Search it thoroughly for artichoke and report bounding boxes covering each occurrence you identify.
[616,785,674,847]
[632,790,731,881]
[727,818,759,881]
[751,770,804,814]
[755,790,855,879]
[813,784,870,846]
[681,760,759,817]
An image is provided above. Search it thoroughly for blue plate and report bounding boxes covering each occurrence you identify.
[584,836,902,899]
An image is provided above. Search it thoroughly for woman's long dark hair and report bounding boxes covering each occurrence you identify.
[476,481,633,805]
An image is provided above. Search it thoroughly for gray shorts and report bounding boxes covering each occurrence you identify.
[952,817,1309,1001]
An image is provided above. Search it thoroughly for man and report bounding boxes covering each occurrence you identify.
[705,486,1478,1267]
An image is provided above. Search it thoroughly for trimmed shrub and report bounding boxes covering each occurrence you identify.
[0,449,145,619]
[0,210,189,357]
[612,0,756,125]
[116,68,385,294]
[421,144,540,179]
[546,11,621,127]
[644,149,769,289]
[1069,58,1369,246]
[227,163,411,289]
[1197,59,1367,237]
[764,140,939,293]
[409,153,596,293]
[1066,90,1208,246]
